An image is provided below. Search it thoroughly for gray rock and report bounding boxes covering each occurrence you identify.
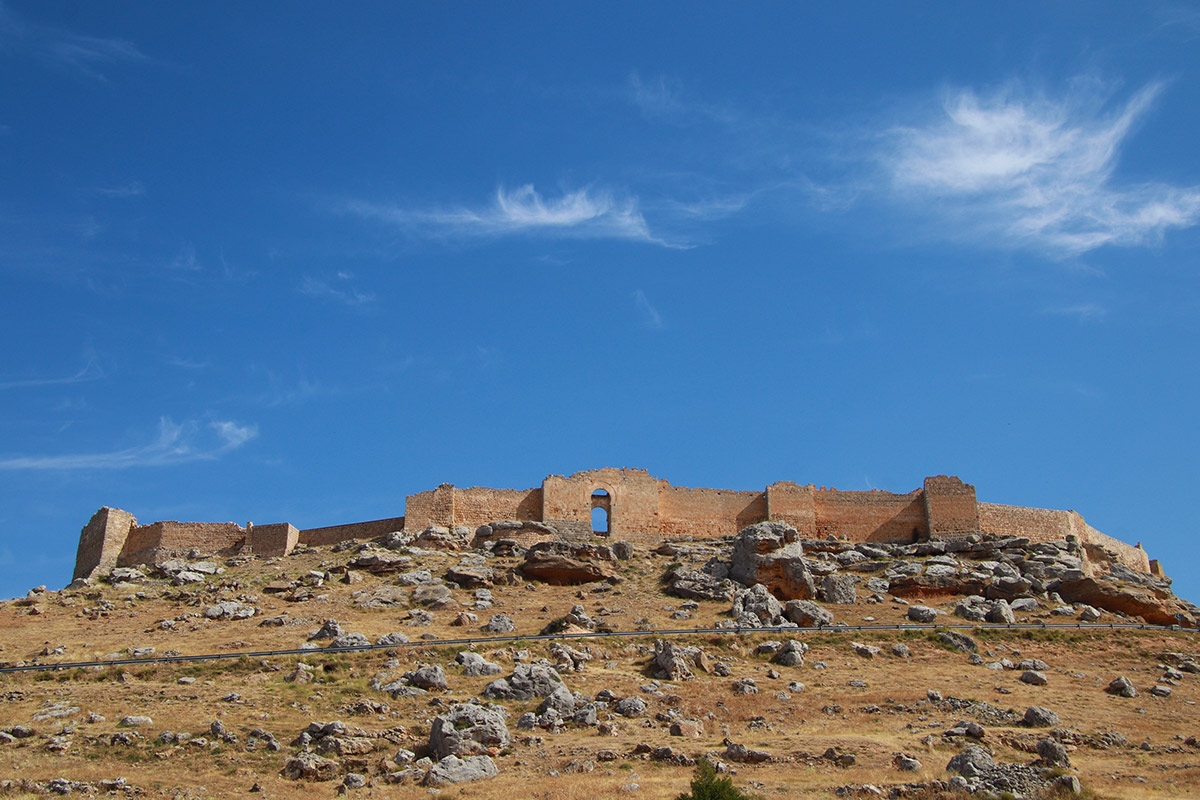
[852,642,881,659]
[615,697,648,717]
[1020,670,1049,686]
[413,582,455,608]
[397,568,433,585]
[328,633,371,649]
[484,614,516,634]
[424,754,499,786]
[946,744,994,777]
[732,678,758,695]
[429,703,510,759]
[118,716,153,728]
[729,522,815,600]
[1022,706,1060,727]
[204,600,254,620]
[537,685,577,716]
[1079,605,1102,622]
[985,600,1015,624]
[309,619,343,641]
[375,632,410,646]
[907,605,939,623]
[652,640,710,680]
[891,643,910,658]
[1037,738,1070,766]
[455,651,502,677]
[893,754,921,771]
[483,664,564,700]
[784,599,833,627]
[407,665,448,691]
[730,583,784,626]
[937,631,977,652]
[1107,676,1137,698]
[820,574,858,604]
[772,640,808,667]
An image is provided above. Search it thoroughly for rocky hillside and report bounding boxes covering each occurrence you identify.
[1,521,1199,799]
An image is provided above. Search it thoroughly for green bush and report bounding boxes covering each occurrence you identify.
[676,759,756,800]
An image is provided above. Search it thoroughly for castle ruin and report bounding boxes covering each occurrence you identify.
[73,467,1155,580]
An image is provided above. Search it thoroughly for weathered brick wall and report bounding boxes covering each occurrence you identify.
[658,485,766,539]
[813,490,928,542]
[1070,513,1150,572]
[766,482,817,536]
[452,487,543,528]
[543,468,662,540]
[923,475,980,536]
[73,507,137,580]
[248,522,299,557]
[119,521,247,565]
[403,484,456,531]
[299,517,405,547]
[978,503,1071,543]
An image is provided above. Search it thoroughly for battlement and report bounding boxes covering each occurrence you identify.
[71,468,1152,579]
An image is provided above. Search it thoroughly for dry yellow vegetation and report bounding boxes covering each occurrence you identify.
[1,542,1198,799]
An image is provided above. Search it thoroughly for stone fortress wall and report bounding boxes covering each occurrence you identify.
[73,467,1153,580]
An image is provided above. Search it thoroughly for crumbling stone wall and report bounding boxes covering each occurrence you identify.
[117,521,247,567]
[813,489,928,542]
[658,485,765,539]
[74,468,1157,579]
[923,475,980,537]
[452,488,542,528]
[765,482,817,537]
[247,523,298,557]
[298,517,405,547]
[73,507,137,580]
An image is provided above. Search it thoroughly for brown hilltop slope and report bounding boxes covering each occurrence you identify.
[2,469,1199,799]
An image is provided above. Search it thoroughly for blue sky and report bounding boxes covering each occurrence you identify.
[2,2,1199,602]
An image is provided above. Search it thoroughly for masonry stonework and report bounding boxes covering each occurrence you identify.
[72,468,1156,580]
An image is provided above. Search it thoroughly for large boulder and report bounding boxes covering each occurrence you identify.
[784,599,833,627]
[730,583,785,627]
[652,640,710,680]
[483,664,565,701]
[729,522,815,600]
[1056,576,1196,627]
[665,568,739,602]
[520,553,616,585]
[429,703,510,759]
[424,754,499,786]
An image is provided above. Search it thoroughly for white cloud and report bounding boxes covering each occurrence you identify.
[0,417,257,471]
[0,357,102,390]
[1043,302,1107,321]
[341,184,675,246]
[881,80,1200,255]
[0,2,149,81]
[633,289,664,329]
[299,275,375,305]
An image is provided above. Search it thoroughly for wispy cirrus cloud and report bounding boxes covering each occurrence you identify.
[0,417,257,471]
[879,80,1200,256]
[0,357,102,390]
[299,273,375,306]
[340,184,677,247]
[1042,302,1108,321]
[633,289,664,329]
[0,1,149,81]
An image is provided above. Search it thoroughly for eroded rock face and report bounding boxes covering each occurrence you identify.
[429,703,510,760]
[520,553,616,585]
[729,522,815,600]
[730,583,785,627]
[1057,576,1196,627]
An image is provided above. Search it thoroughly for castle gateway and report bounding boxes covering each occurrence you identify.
[73,468,1154,580]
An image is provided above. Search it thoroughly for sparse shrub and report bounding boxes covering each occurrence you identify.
[675,758,757,800]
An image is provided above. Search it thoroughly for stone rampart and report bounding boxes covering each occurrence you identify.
[73,468,1156,579]
[813,489,928,543]
[298,517,406,547]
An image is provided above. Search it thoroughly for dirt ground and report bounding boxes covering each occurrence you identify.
[2,544,1198,799]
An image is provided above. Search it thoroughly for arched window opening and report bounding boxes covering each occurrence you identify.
[591,489,611,535]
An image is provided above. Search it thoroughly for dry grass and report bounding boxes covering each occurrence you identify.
[2,544,1199,798]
